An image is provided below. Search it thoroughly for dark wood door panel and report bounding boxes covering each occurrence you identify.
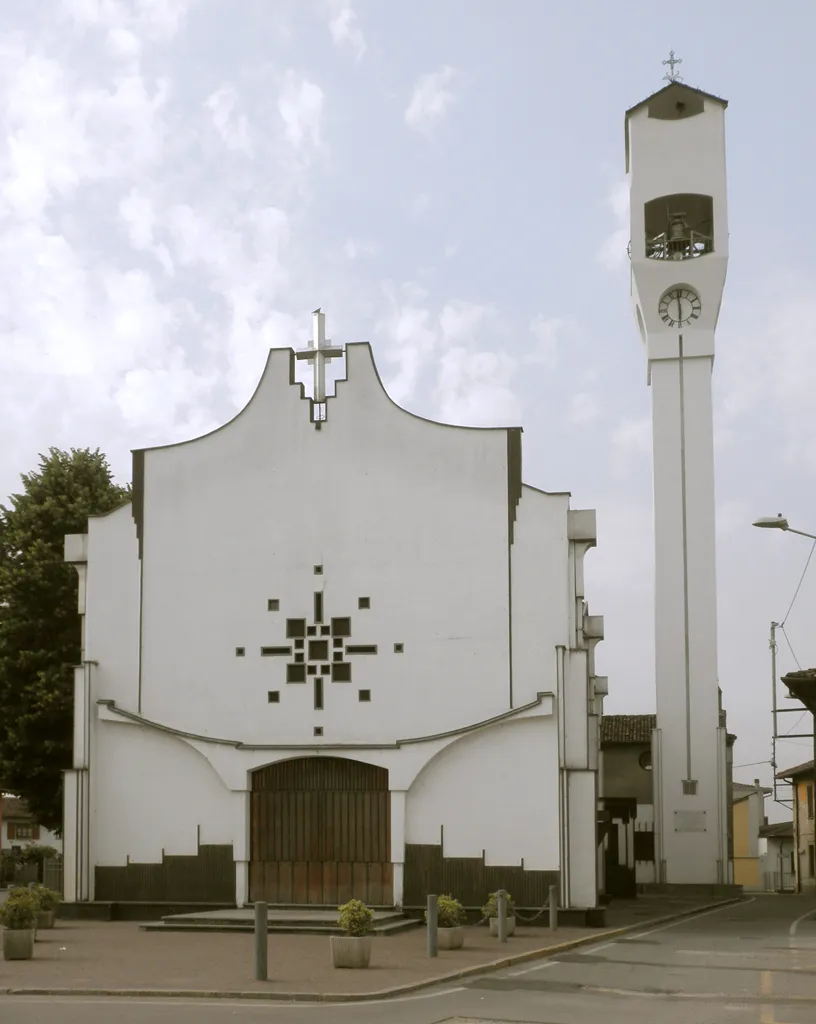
[249,757,391,905]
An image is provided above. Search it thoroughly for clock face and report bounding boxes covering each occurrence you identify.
[658,287,701,328]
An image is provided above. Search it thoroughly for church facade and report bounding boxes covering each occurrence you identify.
[62,313,606,913]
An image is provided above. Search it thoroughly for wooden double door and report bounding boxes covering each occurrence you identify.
[249,757,392,906]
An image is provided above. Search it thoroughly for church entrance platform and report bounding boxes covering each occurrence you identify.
[12,895,747,1001]
[141,907,421,936]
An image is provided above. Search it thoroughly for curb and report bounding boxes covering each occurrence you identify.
[0,897,745,1003]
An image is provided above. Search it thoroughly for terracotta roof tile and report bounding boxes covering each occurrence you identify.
[0,796,32,820]
[759,821,793,839]
[776,759,815,780]
[601,715,656,745]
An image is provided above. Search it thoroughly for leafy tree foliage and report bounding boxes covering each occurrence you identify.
[0,448,130,833]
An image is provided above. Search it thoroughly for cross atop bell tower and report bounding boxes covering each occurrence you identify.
[662,49,683,83]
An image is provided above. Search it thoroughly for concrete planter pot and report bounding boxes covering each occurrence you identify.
[330,935,372,969]
[3,928,35,960]
[37,910,56,930]
[437,926,465,950]
[489,916,516,937]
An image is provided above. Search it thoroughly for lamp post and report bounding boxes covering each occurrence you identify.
[753,515,816,893]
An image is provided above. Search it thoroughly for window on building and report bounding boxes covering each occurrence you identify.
[808,784,814,820]
[809,845,815,878]
[8,823,38,840]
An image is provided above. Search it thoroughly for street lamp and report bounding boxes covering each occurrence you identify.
[753,516,816,541]
[753,514,816,893]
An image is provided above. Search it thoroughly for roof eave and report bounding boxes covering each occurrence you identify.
[625,81,729,119]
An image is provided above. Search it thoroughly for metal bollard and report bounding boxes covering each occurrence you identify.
[254,901,268,981]
[427,894,438,957]
[497,888,508,943]
[549,884,558,931]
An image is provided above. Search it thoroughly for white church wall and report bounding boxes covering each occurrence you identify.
[404,717,559,870]
[567,771,597,907]
[83,504,141,710]
[510,486,570,707]
[138,345,515,748]
[93,722,234,867]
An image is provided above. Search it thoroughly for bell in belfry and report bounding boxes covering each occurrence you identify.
[667,212,689,259]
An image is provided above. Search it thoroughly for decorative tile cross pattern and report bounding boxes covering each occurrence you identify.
[248,584,403,713]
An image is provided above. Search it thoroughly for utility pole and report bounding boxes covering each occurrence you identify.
[770,621,779,802]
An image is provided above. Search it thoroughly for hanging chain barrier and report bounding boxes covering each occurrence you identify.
[426,885,559,930]
[513,899,552,923]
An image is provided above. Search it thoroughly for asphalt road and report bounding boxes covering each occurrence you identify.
[3,895,816,1024]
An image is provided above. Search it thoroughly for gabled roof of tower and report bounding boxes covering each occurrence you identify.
[624,80,728,171]
[625,80,728,119]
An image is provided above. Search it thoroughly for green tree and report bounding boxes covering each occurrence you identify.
[0,448,130,833]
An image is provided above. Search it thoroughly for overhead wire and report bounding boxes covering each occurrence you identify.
[781,537,816,626]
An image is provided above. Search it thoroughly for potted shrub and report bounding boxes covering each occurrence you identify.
[331,899,374,968]
[0,891,37,960]
[482,891,517,937]
[31,885,60,929]
[427,894,466,950]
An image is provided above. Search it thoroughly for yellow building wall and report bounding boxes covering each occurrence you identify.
[734,857,760,888]
[732,799,750,859]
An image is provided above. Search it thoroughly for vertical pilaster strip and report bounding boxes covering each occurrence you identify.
[390,790,406,907]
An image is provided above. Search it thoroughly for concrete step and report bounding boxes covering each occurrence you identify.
[141,917,422,936]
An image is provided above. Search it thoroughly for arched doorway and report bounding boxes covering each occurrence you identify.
[249,757,392,906]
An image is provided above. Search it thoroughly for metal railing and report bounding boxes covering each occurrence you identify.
[42,858,64,895]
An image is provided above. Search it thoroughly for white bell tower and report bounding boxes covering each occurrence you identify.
[626,58,730,885]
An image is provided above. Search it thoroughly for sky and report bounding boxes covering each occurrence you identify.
[1,0,815,816]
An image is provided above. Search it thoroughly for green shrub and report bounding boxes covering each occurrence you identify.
[30,884,61,911]
[0,892,38,929]
[425,894,465,928]
[481,891,516,919]
[5,886,39,908]
[18,844,59,867]
[337,899,373,937]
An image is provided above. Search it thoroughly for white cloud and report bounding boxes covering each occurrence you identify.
[205,83,253,157]
[526,314,565,370]
[118,190,174,273]
[326,1,366,61]
[405,66,457,133]
[106,27,141,57]
[377,292,520,425]
[610,415,652,474]
[439,299,495,345]
[377,294,437,405]
[569,392,603,427]
[718,275,816,471]
[597,179,629,271]
[0,39,170,221]
[59,0,196,41]
[343,239,376,260]
[435,347,520,426]
[278,71,324,150]
[408,192,431,221]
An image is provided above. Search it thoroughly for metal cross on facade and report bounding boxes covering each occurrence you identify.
[662,50,683,83]
[296,308,344,405]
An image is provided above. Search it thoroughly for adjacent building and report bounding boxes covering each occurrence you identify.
[776,760,816,894]
[731,781,771,891]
